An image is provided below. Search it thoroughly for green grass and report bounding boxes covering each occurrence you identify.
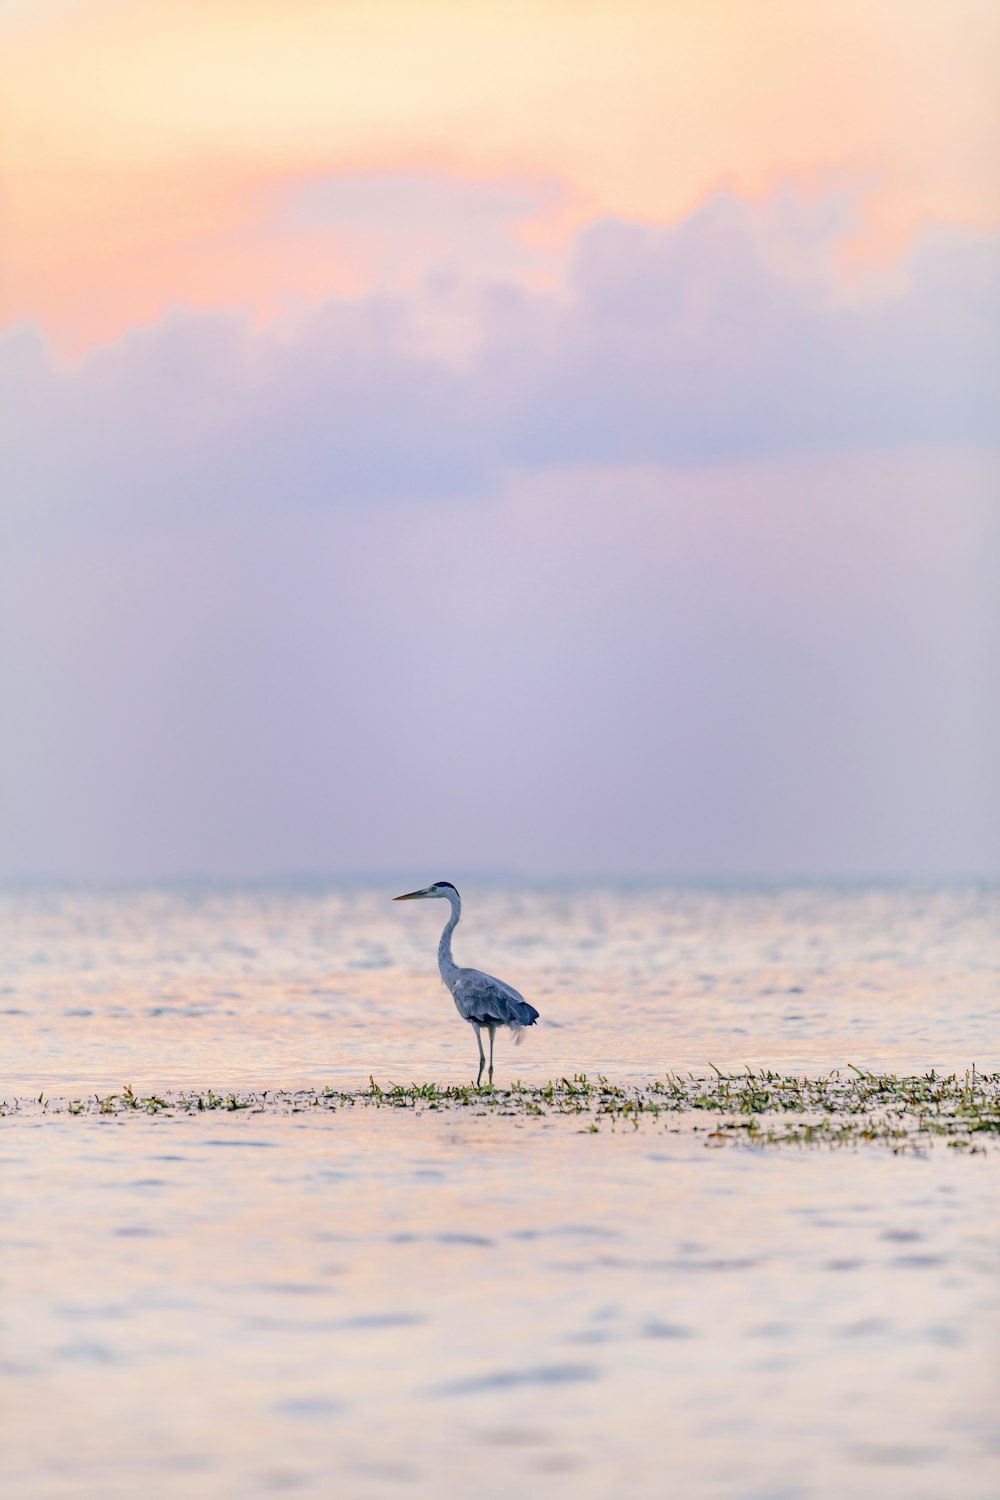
[3,1068,998,1150]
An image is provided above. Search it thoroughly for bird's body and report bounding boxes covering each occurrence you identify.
[394,881,539,1084]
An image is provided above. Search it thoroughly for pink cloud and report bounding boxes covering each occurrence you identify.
[3,188,997,879]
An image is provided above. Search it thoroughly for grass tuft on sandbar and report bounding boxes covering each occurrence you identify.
[4,1068,998,1151]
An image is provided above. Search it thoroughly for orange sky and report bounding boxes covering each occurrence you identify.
[3,0,999,353]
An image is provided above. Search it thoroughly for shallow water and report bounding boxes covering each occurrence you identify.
[2,883,998,1092]
[1,884,998,1498]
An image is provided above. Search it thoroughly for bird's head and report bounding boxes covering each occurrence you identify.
[393,880,459,902]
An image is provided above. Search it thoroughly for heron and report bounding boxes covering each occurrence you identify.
[393,881,539,1085]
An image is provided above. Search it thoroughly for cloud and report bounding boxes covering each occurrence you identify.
[2,189,998,880]
[3,188,998,540]
[7,0,999,353]
[2,451,997,880]
[515,195,1000,464]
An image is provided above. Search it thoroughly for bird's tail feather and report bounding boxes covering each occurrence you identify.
[509,1000,539,1041]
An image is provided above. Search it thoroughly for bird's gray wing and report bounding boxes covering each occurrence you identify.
[450,968,539,1029]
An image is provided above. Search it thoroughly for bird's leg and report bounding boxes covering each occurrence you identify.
[487,1024,496,1086]
[472,1022,485,1086]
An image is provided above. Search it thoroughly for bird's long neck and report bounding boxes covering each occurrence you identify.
[437,893,461,984]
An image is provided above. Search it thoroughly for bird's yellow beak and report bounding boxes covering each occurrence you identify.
[393,888,428,901]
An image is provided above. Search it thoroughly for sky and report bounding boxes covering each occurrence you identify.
[1,0,998,881]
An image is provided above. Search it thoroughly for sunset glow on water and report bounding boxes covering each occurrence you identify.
[2,885,999,1093]
[2,886,998,1498]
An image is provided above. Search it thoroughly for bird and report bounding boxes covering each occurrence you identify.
[393,881,539,1085]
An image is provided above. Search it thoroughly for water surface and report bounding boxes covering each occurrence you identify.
[1,884,997,1499]
[2,882,997,1091]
